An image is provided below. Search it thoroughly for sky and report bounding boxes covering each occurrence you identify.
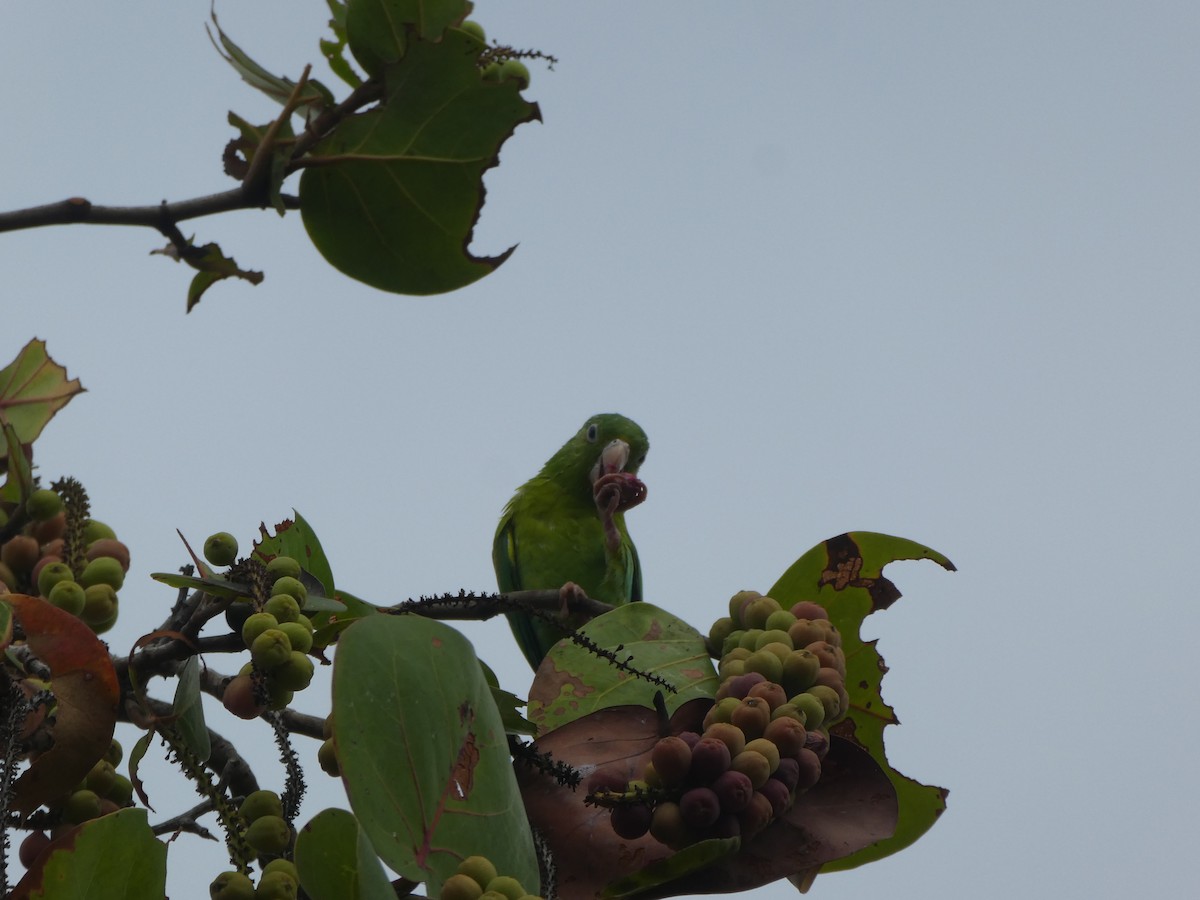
[2,1,1199,898]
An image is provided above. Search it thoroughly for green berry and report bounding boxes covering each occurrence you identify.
[241,612,279,648]
[262,859,298,881]
[108,775,133,806]
[484,877,526,900]
[318,738,340,776]
[85,760,117,796]
[256,870,298,899]
[441,873,484,900]
[63,788,102,824]
[457,856,498,889]
[203,532,239,567]
[239,789,283,822]
[263,594,301,624]
[265,678,293,710]
[81,520,116,544]
[791,692,825,730]
[105,738,123,766]
[25,489,62,521]
[273,652,314,691]
[210,871,255,900]
[79,556,124,590]
[458,20,486,43]
[81,584,118,625]
[277,621,313,654]
[47,579,86,615]
[38,563,74,602]
[251,629,293,671]
[265,556,301,581]
[498,59,530,89]
[270,576,306,604]
[244,814,290,854]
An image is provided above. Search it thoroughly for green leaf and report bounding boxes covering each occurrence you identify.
[321,0,365,88]
[0,338,85,465]
[0,600,13,650]
[252,512,336,595]
[527,602,719,736]
[171,655,210,763]
[299,27,540,295]
[184,242,265,312]
[224,112,296,214]
[767,531,955,874]
[332,615,538,895]
[10,808,166,899]
[296,808,395,900]
[344,0,469,76]
[1,422,32,502]
[208,12,334,120]
[127,732,154,811]
[149,572,247,601]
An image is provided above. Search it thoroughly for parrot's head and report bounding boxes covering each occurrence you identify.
[548,413,649,511]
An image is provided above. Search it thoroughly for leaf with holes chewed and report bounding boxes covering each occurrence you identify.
[768,531,955,876]
[518,699,898,899]
[527,602,719,737]
[332,615,538,895]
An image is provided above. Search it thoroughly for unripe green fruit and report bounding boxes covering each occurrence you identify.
[720,630,746,657]
[265,556,301,581]
[718,658,745,679]
[203,532,239,567]
[25,489,63,521]
[108,774,133,806]
[265,679,293,711]
[277,622,313,654]
[264,594,301,624]
[86,538,131,571]
[210,871,256,900]
[498,60,530,88]
[702,721,747,758]
[481,62,502,82]
[63,788,102,824]
[262,859,299,881]
[730,750,771,790]
[244,814,290,854]
[706,617,735,657]
[743,649,783,683]
[86,759,117,796]
[806,684,844,723]
[0,560,16,590]
[270,576,306,604]
[251,629,293,671]
[81,584,118,625]
[1,535,39,573]
[48,579,86,616]
[458,20,486,42]
[441,873,484,900]
[479,893,507,900]
[37,561,75,597]
[758,641,795,663]
[791,692,825,729]
[743,596,782,630]
[256,870,298,899]
[484,876,526,900]
[91,602,119,634]
[764,609,798,633]
[754,630,794,652]
[242,612,279,648]
[771,702,805,724]
[240,789,283,822]
[105,738,124,766]
[80,556,124,590]
[273,651,314,691]
[744,738,781,773]
[736,629,763,651]
[649,801,692,850]
[224,674,266,720]
[727,590,762,622]
[702,696,741,729]
[81,520,116,544]
[781,649,821,695]
[318,738,340,776]
[457,856,498,889]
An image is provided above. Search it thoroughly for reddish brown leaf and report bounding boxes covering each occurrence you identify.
[6,594,120,815]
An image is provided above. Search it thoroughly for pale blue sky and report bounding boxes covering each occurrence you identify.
[2,2,1198,898]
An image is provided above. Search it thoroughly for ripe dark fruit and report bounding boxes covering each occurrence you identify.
[804,728,830,760]
[19,830,51,868]
[610,802,653,839]
[679,787,721,828]
[758,777,792,818]
[746,680,787,711]
[771,757,800,792]
[650,735,692,787]
[244,814,290,854]
[203,532,239,567]
[715,671,766,701]
[763,716,807,760]
[223,674,265,720]
[789,601,828,620]
[805,641,845,676]
[701,722,746,758]
[1,535,39,573]
[796,748,823,790]
[711,769,754,814]
[86,538,130,571]
[585,767,628,795]
[736,791,773,838]
[688,737,732,783]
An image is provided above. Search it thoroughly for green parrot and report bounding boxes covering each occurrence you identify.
[494,413,650,669]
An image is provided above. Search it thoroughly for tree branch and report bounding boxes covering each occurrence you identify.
[0,191,301,235]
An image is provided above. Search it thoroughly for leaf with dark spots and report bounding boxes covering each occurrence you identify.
[252,512,336,595]
[768,531,954,876]
[528,603,719,737]
[5,594,119,815]
[333,614,537,895]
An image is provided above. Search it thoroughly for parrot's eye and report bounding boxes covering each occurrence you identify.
[586,423,599,442]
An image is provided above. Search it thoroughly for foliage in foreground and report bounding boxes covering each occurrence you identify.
[0,339,953,899]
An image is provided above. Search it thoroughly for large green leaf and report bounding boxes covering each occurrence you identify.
[332,615,538,895]
[527,602,719,736]
[10,809,166,900]
[299,27,540,295]
[345,0,470,77]
[252,512,336,595]
[171,655,210,763]
[0,339,84,465]
[296,808,395,900]
[767,531,955,874]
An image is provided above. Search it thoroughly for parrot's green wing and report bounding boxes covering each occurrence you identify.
[493,509,548,671]
[628,538,643,604]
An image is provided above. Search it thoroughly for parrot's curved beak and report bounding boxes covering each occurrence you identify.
[590,439,631,483]
[590,439,647,515]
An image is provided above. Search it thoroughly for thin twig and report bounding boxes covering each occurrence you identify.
[150,798,219,840]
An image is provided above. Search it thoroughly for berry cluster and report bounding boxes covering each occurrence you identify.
[0,487,129,634]
[207,534,317,720]
[593,591,846,848]
[440,855,543,900]
[208,790,301,899]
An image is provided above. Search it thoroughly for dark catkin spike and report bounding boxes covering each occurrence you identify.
[227,557,271,607]
[531,826,557,900]
[569,631,676,693]
[510,739,582,789]
[265,712,306,822]
[51,477,89,575]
